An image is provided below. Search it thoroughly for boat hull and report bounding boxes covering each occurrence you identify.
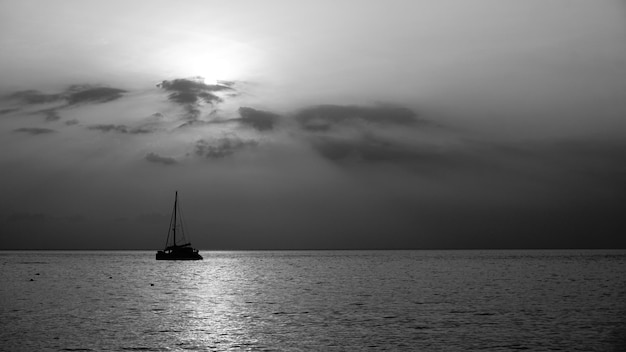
[156,249,203,261]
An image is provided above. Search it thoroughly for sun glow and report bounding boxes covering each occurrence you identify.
[157,38,256,84]
[187,56,239,84]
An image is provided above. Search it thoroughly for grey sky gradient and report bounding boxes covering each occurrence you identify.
[1,1,625,249]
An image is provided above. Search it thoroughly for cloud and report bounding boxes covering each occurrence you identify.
[87,124,154,134]
[308,134,427,163]
[0,108,20,115]
[295,104,418,131]
[4,85,126,106]
[44,109,61,121]
[14,127,56,135]
[216,80,237,87]
[65,85,127,105]
[289,103,452,166]
[234,107,280,131]
[145,152,177,165]
[195,135,259,159]
[5,90,62,104]
[157,77,232,105]
[156,77,239,124]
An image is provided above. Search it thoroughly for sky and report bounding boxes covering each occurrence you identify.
[1,0,625,249]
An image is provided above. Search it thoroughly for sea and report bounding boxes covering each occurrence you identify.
[1,250,625,351]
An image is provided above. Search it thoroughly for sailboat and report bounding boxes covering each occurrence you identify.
[156,191,203,260]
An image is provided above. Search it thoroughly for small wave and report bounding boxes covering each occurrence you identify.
[474,312,496,316]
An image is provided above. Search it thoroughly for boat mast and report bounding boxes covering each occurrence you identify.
[173,191,178,247]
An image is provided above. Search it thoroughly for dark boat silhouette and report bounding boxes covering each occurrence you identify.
[156,191,203,260]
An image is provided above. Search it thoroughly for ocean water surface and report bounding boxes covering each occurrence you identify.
[1,250,625,351]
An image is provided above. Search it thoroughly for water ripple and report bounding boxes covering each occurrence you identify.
[0,250,625,350]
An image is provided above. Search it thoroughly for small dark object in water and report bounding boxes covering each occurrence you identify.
[35,273,40,275]
[29,278,34,281]
[150,283,154,286]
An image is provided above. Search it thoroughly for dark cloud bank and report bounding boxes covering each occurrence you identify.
[3,84,128,129]
[157,77,233,123]
[296,104,418,131]
[235,107,280,131]
[195,135,259,159]
[145,152,176,165]
[87,124,154,134]
[6,85,127,106]
[157,77,231,105]
[13,127,56,135]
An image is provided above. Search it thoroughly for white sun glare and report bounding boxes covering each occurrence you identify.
[157,38,255,84]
